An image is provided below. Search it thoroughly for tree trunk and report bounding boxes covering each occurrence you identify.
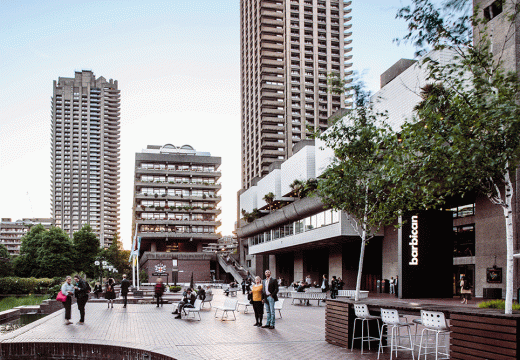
[355,184,369,302]
[503,169,514,315]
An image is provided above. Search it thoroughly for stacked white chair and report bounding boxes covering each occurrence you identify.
[378,308,415,360]
[350,304,381,354]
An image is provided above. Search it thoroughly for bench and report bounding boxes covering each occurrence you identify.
[291,292,327,306]
[201,293,213,309]
[337,290,369,299]
[237,300,252,313]
[182,299,202,321]
[214,298,238,321]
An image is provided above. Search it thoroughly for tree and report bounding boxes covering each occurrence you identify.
[73,224,101,278]
[317,83,404,301]
[36,227,75,278]
[394,0,520,314]
[289,179,304,198]
[13,224,46,277]
[263,192,275,212]
[0,243,13,277]
[102,234,131,278]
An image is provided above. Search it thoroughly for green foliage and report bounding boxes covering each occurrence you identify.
[0,243,13,277]
[140,269,149,283]
[36,227,74,278]
[13,224,46,277]
[478,299,520,311]
[169,285,181,292]
[101,234,131,279]
[0,277,61,295]
[72,224,101,278]
[0,295,51,312]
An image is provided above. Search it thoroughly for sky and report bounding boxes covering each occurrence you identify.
[0,0,417,250]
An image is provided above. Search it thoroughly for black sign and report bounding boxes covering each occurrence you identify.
[152,273,168,276]
[487,267,502,283]
[401,210,453,299]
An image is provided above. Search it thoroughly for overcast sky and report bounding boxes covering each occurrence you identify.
[0,0,417,250]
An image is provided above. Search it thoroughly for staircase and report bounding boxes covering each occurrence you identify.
[217,255,248,283]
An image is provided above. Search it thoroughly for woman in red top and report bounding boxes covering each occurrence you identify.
[155,278,165,307]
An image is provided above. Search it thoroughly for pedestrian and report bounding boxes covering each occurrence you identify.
[460,274,471,304]
[155,278,165,307]
[241,278,246,295]
[330,276,338,299]
[389,277,395,294]
[73,274,89,325]
[321,274,329,293]
[338,277,345,290]
[250,276,264,327]
[197,285,206,301]
[120,274,130,308]
[394,275,399,297]
[261,269,279,329]
[61,276,75,325]
[105,278,116,308]
[93,282,103,299]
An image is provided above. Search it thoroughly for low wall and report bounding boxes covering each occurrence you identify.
[0,342,178,360]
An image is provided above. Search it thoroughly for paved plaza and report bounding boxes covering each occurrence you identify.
[0,290,472,360]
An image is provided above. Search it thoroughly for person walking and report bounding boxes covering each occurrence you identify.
[61,276,75,325]
[73,274,89,325]
[251,276,264,327]
[241,278,247,295]
[155,278,165,307]
[330,276,338,299]
[321,274,329,293]
[105,278,116,308]
[261,269,279,329]
[120,274,130,308]
[460,274,471,304]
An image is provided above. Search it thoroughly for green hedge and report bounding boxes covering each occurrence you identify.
[0,277,62,295]
[478,299,520,310]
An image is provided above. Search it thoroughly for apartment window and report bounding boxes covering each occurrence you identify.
[484,1,502,21]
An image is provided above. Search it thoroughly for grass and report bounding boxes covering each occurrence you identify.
[478,299,520,310]
[0,295,50,313]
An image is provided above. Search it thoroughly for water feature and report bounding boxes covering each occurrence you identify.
[0,313,47,334]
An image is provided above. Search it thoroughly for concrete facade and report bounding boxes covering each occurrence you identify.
[50,70,120,247]
[0,218,53,256]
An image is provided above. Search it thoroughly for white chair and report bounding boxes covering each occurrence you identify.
[417,310,449,360]
[201,293,213,309]
[237,300,253,313]
[378,308,415,360]
[274,299,284,318]
[351,304,381,354]
[182,299,202,321]
[214,298,238,321]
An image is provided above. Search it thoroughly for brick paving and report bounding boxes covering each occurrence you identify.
[0,291,473,360]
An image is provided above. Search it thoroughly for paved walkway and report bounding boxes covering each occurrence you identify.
[0,291,475,360]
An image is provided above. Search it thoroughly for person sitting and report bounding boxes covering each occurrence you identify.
[312,281,320,288]
[296,280,306,292]
[172,288,197,319]
[224,281,238,296]
[93,282,103,299]
[197,285,206,301]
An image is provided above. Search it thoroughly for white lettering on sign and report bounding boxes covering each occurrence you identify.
[409,215,419,265]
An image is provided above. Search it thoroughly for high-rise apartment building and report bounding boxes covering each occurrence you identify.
[50,70,120,247]
[0,218,53,256]
[131,144,222,283]
[240,0,352,188]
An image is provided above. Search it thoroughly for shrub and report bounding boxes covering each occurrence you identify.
[0,277,59,295]
[478,299,520,311]
[169,286,181,292]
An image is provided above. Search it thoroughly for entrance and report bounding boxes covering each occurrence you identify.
[453,264,474,296]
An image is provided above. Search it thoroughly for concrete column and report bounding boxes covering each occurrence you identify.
[329,245,343,278]
[294,251,304,283]
[196,242,203,252]
[269,254,277,277]
[151,242,157,252]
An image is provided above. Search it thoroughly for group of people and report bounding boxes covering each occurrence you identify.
[291,274,345,298]
[248,269,278,329]
[171,285,210,318]
[61,274,131,325]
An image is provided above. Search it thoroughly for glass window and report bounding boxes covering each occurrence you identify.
[453,224,475,257]
[332,210,340,223]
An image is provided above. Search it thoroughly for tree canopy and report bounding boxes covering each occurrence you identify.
[73,224,101,278]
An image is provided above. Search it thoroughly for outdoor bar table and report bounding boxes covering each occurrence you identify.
[325,298,520,360]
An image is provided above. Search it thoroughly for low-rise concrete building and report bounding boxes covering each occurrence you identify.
[0,218,53,256]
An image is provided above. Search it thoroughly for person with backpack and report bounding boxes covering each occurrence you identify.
[73,274,89,325]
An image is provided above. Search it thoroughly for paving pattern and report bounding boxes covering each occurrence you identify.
[0,291,455,360]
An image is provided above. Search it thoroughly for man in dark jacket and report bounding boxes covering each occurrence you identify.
[120,274,131,308]
[261,269,279,329]
[73,275,89,325]
[196,285,206,301]
[172,288,196,319]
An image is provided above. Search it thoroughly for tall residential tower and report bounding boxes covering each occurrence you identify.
[50,70,120,246]
[240,0,352,188]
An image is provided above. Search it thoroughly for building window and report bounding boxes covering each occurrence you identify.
[453,224,475,258]
[484,1,502,21]
[450,203,475,218]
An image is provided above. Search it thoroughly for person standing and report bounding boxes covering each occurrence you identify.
[305,275,312,286]
[338,277,345,290]
[251,276,264,327]
[389,277,395,294]
[61,276,75,325]
[460,274,471,304]
[105,278,116,308]
[155,278,165,307]
[93,282,103,299]
[73,275,89,325]
[120,274,130,308]
[330,276,338,299]
[261,269,278,329]
[241,278,247,295]
[321,274,329,293]
[394,275,399,297]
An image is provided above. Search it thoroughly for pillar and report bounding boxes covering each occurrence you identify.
[294,250,304,283]
[329,245,343,279]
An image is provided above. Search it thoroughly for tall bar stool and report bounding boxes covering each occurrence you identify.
[417,310,449,360]
[378,308,415,360]
[351,304,381,354]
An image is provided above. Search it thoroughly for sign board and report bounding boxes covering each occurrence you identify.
[401,210,453,299]
[152,273,168,276]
